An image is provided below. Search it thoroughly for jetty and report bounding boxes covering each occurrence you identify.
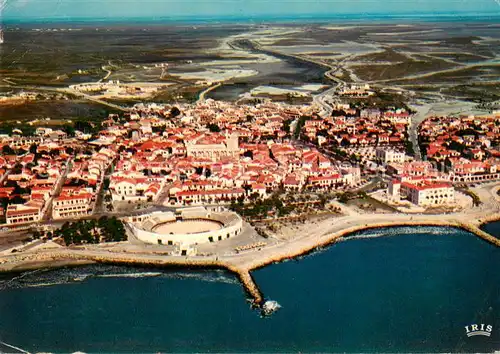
[1,183,500,306]
[1,209,499,307]
[455,222,500,247]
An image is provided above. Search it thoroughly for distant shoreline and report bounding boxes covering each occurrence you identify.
[3,13,500,26]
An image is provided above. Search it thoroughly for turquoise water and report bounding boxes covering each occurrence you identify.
[0,226,499,353]
[481,220,500,240]
[3,12,500,26]
[4,13,500,25]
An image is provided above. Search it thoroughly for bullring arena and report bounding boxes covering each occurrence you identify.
[152,219,223,235]
[127,207,243,248]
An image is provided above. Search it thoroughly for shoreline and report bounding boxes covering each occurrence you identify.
[1,217,499,306]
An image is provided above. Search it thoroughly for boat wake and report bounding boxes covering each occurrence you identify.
[0,340,29,354]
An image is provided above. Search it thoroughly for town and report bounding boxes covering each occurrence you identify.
[1,95,500,261]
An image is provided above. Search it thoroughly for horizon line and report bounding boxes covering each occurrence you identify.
[3,11,500,24]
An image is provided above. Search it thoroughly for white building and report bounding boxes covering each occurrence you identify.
[389,179,455,207]
[128,208,243,252]
[52,193,93,219]
[186,133,239,160]
[376,148,406,164]
[110,177,162,202]
[6,204,42,225]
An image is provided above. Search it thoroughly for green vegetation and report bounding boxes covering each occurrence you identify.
[207,123,221,132]
[150,85,203,104]
[460,188,482,207]
[230,192,335,220]
[337,191,367,204]
[329,147,348,158]
[404,140,415,156]
[230,194,294,219]
[448,141,466,153]
[295,115,311,139]
[53,216,127,246]
[0,101,116,137]
[350,57,456,82]
[355,48,410,63]
[282,119,292,133]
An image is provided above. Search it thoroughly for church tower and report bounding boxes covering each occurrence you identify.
[226,132,239,152]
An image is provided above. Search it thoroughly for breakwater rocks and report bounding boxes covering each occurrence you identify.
[0,217,498,306]
[457,222,500,247]
[0,250,265,305]
[477,212,500,226]
[236,220,463,272]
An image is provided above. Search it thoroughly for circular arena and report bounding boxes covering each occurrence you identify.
[152,219,223,235]
[128,207,243,247]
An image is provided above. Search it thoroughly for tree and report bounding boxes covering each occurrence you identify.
[243,150,253,159]
[338,192,353,204]
[10,195,26,205]
[2,145,15,155]
[170,106,181,117]
[195,167,204,175]
[404,141,414,156]
[340,138,350,147]
[449,141,465,153]
[74,120,96,134]
[207,123,221,133]
[63,125,76,137]
[249,192,260,201]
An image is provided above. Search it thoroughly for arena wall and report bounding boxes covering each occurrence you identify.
[129,212,243,246]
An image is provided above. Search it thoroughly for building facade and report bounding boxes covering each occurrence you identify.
[376,148,405,164]
[6,204,42,225]
[52,193,92,219]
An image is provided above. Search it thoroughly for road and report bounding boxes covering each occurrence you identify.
[0,169,11,186]
[1,181,499,307]
[92,157,118,215]
[41,159,72,221]
[2,182,499,272]
[407,104,430,161]
[197,83,222,103]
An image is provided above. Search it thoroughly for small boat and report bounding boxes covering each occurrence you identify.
[261,300,281,317]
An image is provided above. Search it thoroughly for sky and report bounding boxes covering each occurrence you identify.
[2,0,500,21]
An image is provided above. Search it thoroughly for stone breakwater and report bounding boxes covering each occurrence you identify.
[0,217,498,306]
[0,250,264,305]
[230,220,464,273]
[477,212,500,226]
[457,222,500,247]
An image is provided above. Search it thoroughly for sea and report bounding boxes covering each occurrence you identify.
[4,13,500,25]
[0,225,499,353]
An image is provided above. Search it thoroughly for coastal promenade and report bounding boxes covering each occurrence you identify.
[1,183,499,306]
[1,208,499,306]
